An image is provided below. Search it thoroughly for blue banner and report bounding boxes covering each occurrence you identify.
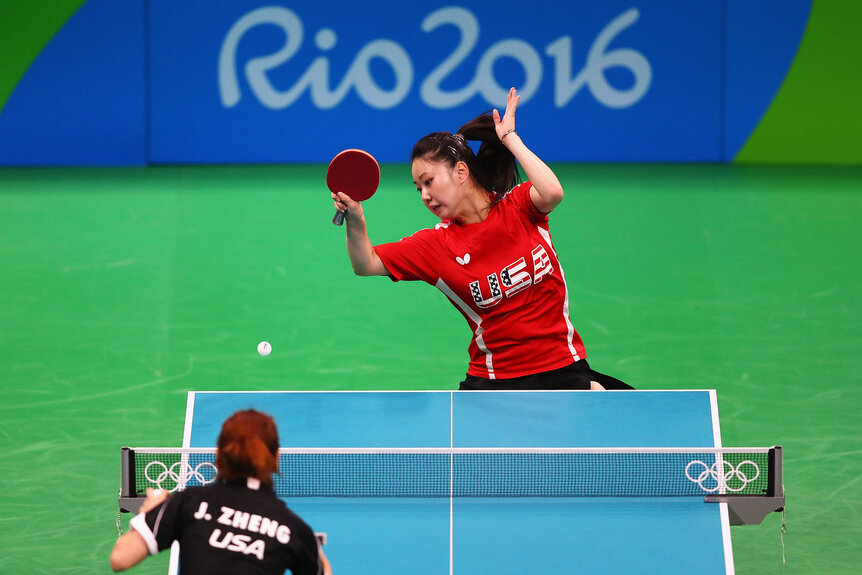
[149,1,722,163]
[0,0,145,166]
[0,0,814,165]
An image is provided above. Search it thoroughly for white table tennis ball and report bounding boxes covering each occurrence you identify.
[257,341,272,356]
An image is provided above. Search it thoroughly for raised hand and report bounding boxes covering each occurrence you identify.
[492,87,520,142]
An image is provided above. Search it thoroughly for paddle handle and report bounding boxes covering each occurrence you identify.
[332,209,346,226]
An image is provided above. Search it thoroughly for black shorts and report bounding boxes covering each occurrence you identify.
[459,360,634,391]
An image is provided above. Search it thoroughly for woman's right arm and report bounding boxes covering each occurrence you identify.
[333,192,389,276]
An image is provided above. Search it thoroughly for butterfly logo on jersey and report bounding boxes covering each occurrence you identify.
[456,253,471,265]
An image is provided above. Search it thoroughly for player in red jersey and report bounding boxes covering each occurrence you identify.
[332,87,631,390]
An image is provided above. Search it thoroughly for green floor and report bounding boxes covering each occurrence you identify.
[1,164,859,573]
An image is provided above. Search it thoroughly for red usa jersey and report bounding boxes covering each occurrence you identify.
[374,181,586,379]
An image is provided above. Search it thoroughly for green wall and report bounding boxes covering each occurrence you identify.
[736,1,862,163]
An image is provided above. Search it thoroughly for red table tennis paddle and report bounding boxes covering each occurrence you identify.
[327,149,380,226]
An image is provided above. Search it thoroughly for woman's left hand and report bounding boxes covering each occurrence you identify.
[139,487,169,514]
[493,87,520,142]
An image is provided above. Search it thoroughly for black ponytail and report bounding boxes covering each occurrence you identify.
[411,113,520,203]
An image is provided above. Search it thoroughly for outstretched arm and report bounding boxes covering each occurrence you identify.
[493,87,565,213]
[332,192,389,276]
[110,531,149,571]
[110,488,169,571]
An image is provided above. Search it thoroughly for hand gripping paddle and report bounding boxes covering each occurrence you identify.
[327,149,380,226]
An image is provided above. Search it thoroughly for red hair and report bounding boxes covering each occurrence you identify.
[216,409,279,486]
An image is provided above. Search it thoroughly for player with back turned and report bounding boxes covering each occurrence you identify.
[332,87,631,390]
[110,409,332,575]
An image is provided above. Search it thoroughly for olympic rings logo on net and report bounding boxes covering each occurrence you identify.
[684,459,760,493]
[144,460,218,492]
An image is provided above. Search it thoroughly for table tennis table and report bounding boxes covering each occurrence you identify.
[122,390,783,574]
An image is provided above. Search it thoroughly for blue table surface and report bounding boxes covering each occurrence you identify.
[180,390,732,574]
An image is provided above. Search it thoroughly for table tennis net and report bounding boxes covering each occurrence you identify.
[123,447,778,498]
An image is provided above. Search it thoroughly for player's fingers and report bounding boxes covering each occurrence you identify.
[319,549,332,574]
[336,192,359,208]
[146,487,168,501]
[140,488,169,513]
[504,87,519,119]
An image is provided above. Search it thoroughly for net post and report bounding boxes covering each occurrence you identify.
[705,445,785,525]
[121,447,135,498]
[768,445,782,497]
[119,447,143,513]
